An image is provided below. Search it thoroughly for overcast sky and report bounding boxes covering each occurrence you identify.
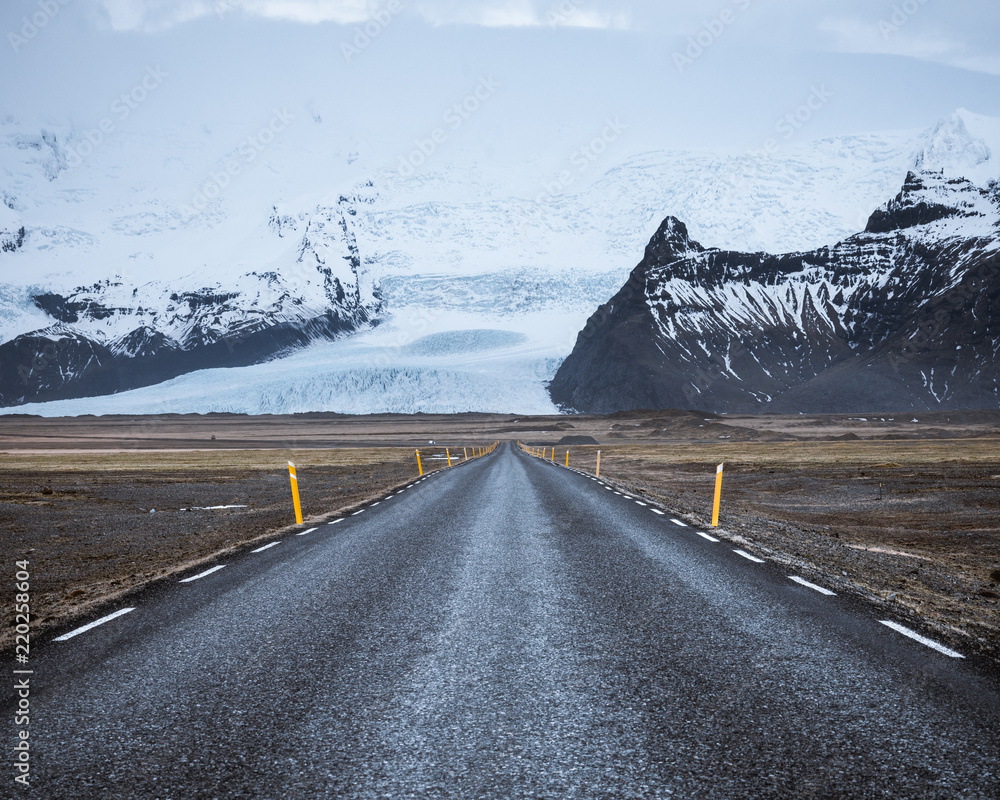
[3,0,999,156]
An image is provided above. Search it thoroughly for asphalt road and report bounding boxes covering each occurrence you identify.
[12,442,1000,799]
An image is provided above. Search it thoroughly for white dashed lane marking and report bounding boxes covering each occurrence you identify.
[179,565,227,583]
[651,509,665,516]
[252,542,281,553]
[671,519,688,527]
[54,608,135,641]
[733,549,765,563]
[296,527,318,537]
[635,501,647,507]
[352,510,364,516]
[789,576,836,596]
[879,620,964,659]
[695,531,720,543]
[328,519,343,525]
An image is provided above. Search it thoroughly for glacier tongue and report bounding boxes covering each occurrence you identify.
[9,321,564,416]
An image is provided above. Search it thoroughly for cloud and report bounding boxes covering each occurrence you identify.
[820,14,1000,76]
[249,0,374,25]
[97,0,217,31]
[413,0,629,29]
[94,0,396,31]
[91,0,630,31]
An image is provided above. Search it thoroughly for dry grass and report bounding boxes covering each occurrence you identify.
[0,446,455,473]
[561,438,1000,468]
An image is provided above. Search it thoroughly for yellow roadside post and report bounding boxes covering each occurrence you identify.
[712,463,724,527]
[446,448,452,467]
[288,461,303,525]
[565,451,569,467]
[416,449,424,476]
[596,449,601,478]
[464,447,468,461]
[550,448,555,463]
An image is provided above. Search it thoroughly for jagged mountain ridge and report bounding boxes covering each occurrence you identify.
[2,109,998,414]
[0,195,380,406]
[549,166,1000,414]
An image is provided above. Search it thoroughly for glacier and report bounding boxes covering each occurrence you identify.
[9,323,566,416]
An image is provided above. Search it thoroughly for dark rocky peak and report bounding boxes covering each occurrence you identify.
[110,326,180,358]
[642,216,704,266]
[865,170,984,234]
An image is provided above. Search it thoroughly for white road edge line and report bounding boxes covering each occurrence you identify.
[180,565,226,583]
[879,620,964,659]
[295,527,318,536]
[788,576,836,596]
[651,509,665,515]
[696,531,720,543]
[54,608,135,641]
[733,549,764,563]
[252,542,281,553]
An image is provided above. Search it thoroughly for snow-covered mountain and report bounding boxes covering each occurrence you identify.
[0,109,995,414]
[549,111,1000,414]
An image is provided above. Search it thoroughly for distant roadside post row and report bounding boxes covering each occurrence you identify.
[517,441,726,528]
[288,443,499,524]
